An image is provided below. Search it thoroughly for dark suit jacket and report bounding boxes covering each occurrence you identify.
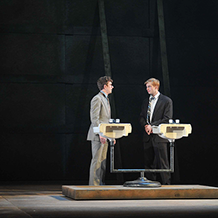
[139,93,173,143]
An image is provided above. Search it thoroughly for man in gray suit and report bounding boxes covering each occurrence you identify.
[87,76,114,186]
[139,78,173,185]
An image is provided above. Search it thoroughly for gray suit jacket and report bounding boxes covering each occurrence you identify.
[87,92,111,141]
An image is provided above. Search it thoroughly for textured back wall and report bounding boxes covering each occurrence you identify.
[0,0,217,185]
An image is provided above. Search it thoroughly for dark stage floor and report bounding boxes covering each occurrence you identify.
[1,183,218,218]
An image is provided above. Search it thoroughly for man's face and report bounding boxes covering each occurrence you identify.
[104,81,114,95]
[146,82,158,96]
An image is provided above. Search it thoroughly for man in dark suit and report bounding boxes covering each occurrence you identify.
[87,76,114,186]
[139,78,173,185]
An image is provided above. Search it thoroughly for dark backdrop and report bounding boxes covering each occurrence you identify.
[0,0,217,186]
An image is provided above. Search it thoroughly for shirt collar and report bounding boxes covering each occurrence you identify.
[150,91,160,100]
[100,90,108,98]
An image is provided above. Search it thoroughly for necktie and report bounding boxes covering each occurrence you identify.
[147,97,155,124]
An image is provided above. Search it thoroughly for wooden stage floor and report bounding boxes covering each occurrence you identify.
[62,185,218,200]
[1,183,218,218]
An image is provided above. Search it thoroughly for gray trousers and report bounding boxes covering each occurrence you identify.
[89,135,108,186]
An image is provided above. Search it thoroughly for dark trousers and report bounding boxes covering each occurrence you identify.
[143,136,171,185]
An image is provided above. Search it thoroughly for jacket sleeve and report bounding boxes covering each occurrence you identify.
[151,97,173,126]
[139,99,148,128]
[90,95,101,128]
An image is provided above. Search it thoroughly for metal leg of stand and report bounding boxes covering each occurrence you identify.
[120,153,161,187]
[109,139,162,188]
[109,139,115,173]
[123,172,161,188]
[170,141,175,173]
[123,142,174,187]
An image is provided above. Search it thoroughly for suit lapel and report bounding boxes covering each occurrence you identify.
[152,94,162,121]
[99,92,110,117]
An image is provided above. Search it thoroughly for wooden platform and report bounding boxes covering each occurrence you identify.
[62,185,218,200]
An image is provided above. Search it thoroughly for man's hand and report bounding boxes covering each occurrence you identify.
[145,125,153,135]
[99,136,116,145]
[99,135,107,144]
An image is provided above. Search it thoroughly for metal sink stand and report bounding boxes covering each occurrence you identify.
[109,139,175,187]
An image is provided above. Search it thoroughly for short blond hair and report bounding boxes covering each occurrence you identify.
[144,78,160,89]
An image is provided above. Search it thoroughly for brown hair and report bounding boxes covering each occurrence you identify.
[144,78,160,89]
[97,76,113,91]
